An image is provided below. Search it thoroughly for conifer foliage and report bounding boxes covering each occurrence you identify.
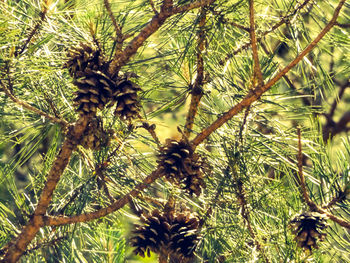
[0,0,350,262]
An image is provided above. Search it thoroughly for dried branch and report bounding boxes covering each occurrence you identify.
[296,128,350,230]
[2,116,90,263]
[248,0,263,87]
[14,0,49,57]
[43,167,163,226]
[192,0,346,146]
[0,80,68,127]
[184,7,207,137]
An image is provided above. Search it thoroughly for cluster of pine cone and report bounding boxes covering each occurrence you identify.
[64,42,141,120]
[158,139,207,196]
[290,211,328,251]
[131,207,200,261]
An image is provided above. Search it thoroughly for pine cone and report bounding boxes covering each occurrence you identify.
[130,209,171,257]
[131,208,200,260]
[169,212,200,259]
[73,70,117,116]
[290,212,328,251]
[64,42,105,78]
[158,139,207,196]
[113,78,142,121]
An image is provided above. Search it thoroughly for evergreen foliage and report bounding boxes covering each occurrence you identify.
[0,0,350,262]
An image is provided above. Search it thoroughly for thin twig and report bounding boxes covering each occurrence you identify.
[137,112,162,148]
[296,128,315,209]
[238,106,250,145]
[43,167,163,226]
[150,0,159,14]
[335,22,350,28]
[322,189,347,209]
[96,169,115,204]
[14,0,49,57]
[171,0,216,14]
[208,7,249,31]
[227,142,269,263]
[184,7,207,137]
[141,121,162,148]
[103,0,124,54]
[236,178,270,263]
[24,235,67,256]
[0,81,68,127]
[233,111,269,262]
[199,166,230,229]
[296,128,350,230]
[260,41,311,107]
[191,0,346,147]
[220,0,312,65]
[249,0,263,87]
[108,0,216,75]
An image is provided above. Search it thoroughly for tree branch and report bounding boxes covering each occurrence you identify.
[191,0,346,146]
[235,178,270,263]
[140,120,162,148]
[220,0,312,64]
[103,0,124,57]
[184,7,207,137]
[2,116,90,263]
[335,22,350,28]
[249,0,263,87]
[43,167,163,226]
[108,0,216,75]
[260,41,312,107]
[108,1,173,76]
[0,80,68,127]
[208,7,249,31]
[296,128,350,230]
[171,0,216,14]
[149,0,159,14]
[14,0,49,57]
[322,188,347,210]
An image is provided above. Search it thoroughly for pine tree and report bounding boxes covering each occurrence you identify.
[0,0,350,262]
